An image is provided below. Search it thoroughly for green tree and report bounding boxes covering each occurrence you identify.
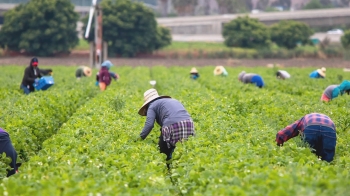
[222,16,270,48]
[0,0,79,56]
[83,0,171,57]
[341,30,350,49]
[270,20,313,49]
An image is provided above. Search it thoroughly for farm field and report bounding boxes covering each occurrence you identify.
[0,65,350,195]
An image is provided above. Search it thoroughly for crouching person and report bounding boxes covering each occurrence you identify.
[137,89,195,164]
[76,66,92,80]
[238,71,265,88]
[276,113,336,162]
[276,70,291,80]
[321,80,350,102]
[0,128,21,177]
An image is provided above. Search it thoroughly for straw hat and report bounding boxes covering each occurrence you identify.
[214,66,225,76]
[190,67,198,74]
[138,89,171,116]
[317,67,326,77]
[83,66,92,77]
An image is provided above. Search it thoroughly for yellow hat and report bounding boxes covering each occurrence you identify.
[214,66,225,76]
[138,89,171,116]
[190,67,198,73]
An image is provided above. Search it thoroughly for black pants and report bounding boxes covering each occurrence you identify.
[158,133,175,161]
[0,133,18,177]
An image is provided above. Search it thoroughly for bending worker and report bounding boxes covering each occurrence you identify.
[214,66,228,77]
[238,71,265,88]
[276,113,336,162]
[321,80,350,102]
[76,66,92,80]
[310,67,326,79]
[0,128,21,177]
[137,89,195,165]
[276,70,291,80]
[190,67,200,80]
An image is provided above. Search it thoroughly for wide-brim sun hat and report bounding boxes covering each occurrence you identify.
[317,69,326,77]
[138,88,171,116]
[214,66,225,76]
[83,66,92,77]
[190,67,198,74]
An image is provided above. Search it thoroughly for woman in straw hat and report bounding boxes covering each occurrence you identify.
[238,71,265,88]
[276,70,291,80]
[321,80,350,102]
[138,89,195,163]
[190,67,200,80]
[75,66,92,80]
[309,67,326,78]
[213,66,228,76]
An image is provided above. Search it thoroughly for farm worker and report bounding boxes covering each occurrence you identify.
[309,67,326,78]
[75,66,92,80]
[95,71,119,86]
[97,60,119,91]
[238,71,265,88]
[321,80,350,102]
[137,88,195,163]
[0,128,21,177]
[214,66,228,76]
[190,67,200,80]
[276,113,336,162]
[20,57,53,94]
[276,70,291,80]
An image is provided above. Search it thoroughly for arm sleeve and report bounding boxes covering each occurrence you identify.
[140,108,156,139]
[276,119,302,143]
[23,68,36,83]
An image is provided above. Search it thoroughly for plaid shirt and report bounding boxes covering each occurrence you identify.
[276,113,335,144]
[162,119,195,148]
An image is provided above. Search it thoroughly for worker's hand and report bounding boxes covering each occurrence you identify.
[34,78,39,85]
[276,137,284,147]
[95,81,99,86]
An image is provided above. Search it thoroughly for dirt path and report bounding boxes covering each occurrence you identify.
[0,57,349,68]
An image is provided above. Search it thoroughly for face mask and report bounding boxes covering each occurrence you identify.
[32,62,38,67]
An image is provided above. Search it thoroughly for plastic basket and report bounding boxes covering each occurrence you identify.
[34,76,54,91]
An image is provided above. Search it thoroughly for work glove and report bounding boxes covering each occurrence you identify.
[95,81,99,86]
[34,78,40,85]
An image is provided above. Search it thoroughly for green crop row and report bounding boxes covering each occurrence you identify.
[0,66,350,195]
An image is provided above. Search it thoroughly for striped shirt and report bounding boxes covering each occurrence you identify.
[276,113,335,143]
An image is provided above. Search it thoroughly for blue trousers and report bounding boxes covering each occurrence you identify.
[20,84,31,94]
[0,132,18,177]
[251,75,264,88]
[302,125,337,162]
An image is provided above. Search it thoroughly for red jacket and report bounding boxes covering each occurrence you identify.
[98,67,111,85]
